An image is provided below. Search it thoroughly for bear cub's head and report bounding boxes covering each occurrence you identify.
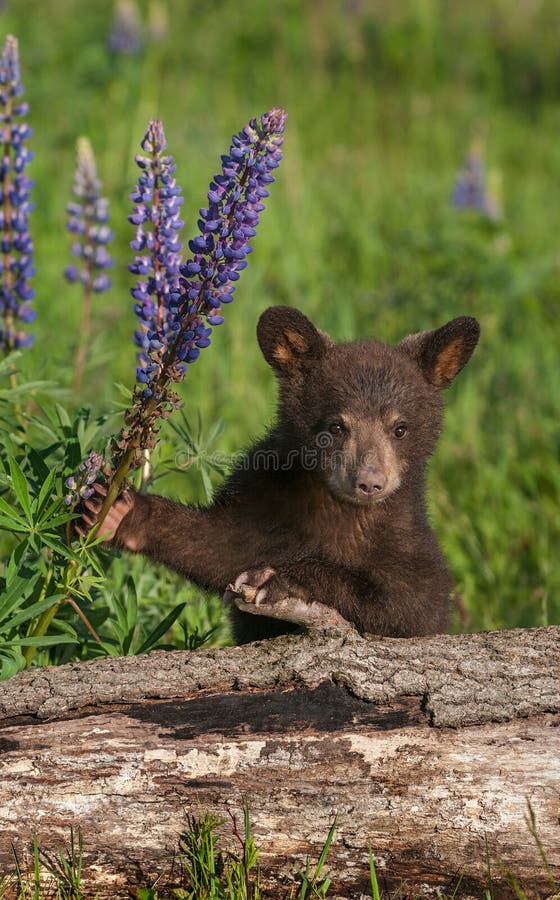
[258,306,480,506]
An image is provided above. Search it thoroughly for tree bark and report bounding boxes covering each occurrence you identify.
[0,626,559,898]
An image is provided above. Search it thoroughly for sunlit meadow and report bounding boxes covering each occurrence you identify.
[0,0,559,678]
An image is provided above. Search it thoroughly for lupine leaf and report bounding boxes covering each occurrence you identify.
[36,512,75,531]
[0,350,22,374]
[40,533,91,564]
[26,447,52,484]
[8,594,67,629]
[0,515,28,532]
[0,379,57,399]
[0,496,29,530]
[0,572,42,625]
[34,467,57,517]
[55,403,73,430]
[6,539,28,585]
[7,453,33,520]
[11,635,78,648]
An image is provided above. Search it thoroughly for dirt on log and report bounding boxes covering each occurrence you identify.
[0,626,559,898]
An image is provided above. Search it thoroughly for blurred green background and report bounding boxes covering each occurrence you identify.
[2,0,559,633]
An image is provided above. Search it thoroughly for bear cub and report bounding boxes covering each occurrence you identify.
[83,305,480,643]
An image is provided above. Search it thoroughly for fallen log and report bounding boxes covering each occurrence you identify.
[0,626,559,898]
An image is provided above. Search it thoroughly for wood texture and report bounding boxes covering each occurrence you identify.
[1,627,559,898]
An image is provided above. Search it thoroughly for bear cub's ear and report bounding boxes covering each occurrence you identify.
[257,306,330,376]
[398,317,480,389]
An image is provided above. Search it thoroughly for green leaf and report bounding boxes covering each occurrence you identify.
[99,639,121,657]
[201,467,214,503]
[77,408,119,450]
[206,418,225,445]
[36,510,74,531]
[123,576,138,634]
[53,618,79,639]
[39,533,89,564]
[0,494,28,524]
[369,846,381,900]
[7,454,33,523]
[0,514,29,533]
[55,403,73,430]
[26,447,52,484]
[1,431,17,459]
[137,602,187,655]
[0,646,25,680]
[6,539,28,585]
[7,594,67,629]
[0,572,42,625]
[20,414,62,446]
[11,634,78,648]
[0,378,59,399]
[36,496,68,523]
[0,349,22,375]
[34,467,57,517]
[113,381,134,400]
[110,578,138,655]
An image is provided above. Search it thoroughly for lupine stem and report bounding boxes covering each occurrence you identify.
[24,601,58,668]
[93,444,137,532]
[72,281,92,395]
[64,595,103,645]
[23,563,53,668]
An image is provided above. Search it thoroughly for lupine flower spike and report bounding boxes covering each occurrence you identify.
[451,141,501,222]
[179,106,287,345]
[64,451,106,507]
[129,119,185,397]
[107,0,144,56]
[105,118,187,483]
[65,137,113,393]
[84,109,286,533]
[0,34,35,354]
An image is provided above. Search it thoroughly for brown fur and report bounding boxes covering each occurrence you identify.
[110,306,480,643]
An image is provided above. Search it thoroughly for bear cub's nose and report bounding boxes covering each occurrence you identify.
[355,468,387,496]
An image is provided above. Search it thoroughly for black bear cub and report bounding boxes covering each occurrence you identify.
[84,305,480,643]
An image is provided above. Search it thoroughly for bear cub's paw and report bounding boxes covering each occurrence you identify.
[224,567,355,634]
[224,566,292,615]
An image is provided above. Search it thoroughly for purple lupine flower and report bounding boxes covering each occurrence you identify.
[129,118,190,397]
[107,0,144,55]
[108,108,286,480]
[130,107,287,400]
[178,107,287,340]
[65,137,114,295]
[0,34,35,352]
[451,143,501,221]
[64,451,105,506]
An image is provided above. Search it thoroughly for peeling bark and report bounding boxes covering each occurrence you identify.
[0,627,559,898]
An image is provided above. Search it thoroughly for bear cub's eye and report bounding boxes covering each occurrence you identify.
[393,423,408,439]
[328,422,345,436]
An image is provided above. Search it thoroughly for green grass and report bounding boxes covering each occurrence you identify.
[4,805,557,899]
[0,0,559,653]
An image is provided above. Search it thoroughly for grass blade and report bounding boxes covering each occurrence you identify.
[368,845,380,900]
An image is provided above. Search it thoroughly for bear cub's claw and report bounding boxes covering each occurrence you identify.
[229,566,278,606]
[224,566,284,611]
